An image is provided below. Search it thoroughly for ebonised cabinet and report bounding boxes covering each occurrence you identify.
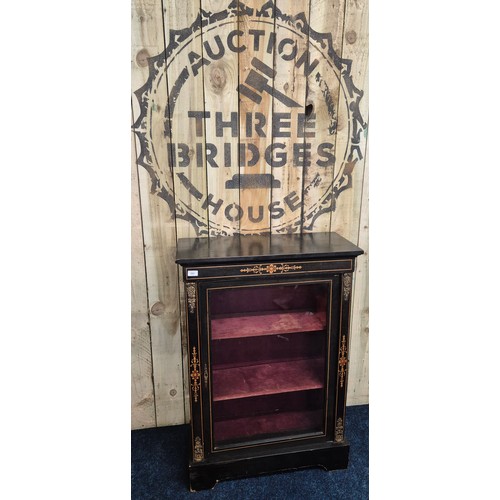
[176,232,363,491]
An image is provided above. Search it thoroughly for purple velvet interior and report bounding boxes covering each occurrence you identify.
[211,332,325,368]
[212,357,325,401]
[211,353,327,446]
[213,391,324,445]
[211,311,326,340]
[209,283,329,316]
[213,389,324,421]
[214,410,324,444]
[208,282,329,447]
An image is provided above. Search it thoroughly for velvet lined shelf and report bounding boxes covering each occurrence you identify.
[211,357,325,401]
[211,311,326,340]
[214,409,324,444]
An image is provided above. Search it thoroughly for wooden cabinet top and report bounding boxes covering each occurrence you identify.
[176,232,363,266]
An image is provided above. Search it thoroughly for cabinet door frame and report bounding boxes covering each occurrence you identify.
[192,271,346,462]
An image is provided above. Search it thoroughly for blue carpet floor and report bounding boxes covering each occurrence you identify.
[132,404,368,499]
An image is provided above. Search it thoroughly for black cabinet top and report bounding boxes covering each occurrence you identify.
[176,232,363,266]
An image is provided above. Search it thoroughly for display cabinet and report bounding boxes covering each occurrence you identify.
[176,232,363,491]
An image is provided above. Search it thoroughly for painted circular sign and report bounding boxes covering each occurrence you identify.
[133,2,366,235]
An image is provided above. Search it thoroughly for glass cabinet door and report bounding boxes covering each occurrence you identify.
[207,281,331,449]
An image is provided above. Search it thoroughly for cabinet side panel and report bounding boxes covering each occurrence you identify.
[326,274,342,441]
[333,273,353,443]
[185,283,206,462]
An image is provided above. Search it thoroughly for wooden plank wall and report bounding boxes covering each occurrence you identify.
[131,0,369,429]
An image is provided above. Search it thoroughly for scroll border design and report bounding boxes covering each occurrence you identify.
[335,417,344,443]
[240,263,303,275]
[190,347,200,403]
[338,335,347,388]
[193,436,204,462]
[342,273,352,301]
[186,283,197,313]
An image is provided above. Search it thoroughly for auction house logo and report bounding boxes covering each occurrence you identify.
[133,0,366,235]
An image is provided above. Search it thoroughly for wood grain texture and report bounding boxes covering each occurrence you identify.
[329,0,368,405]
[131,0,369,429]
[202,0,240,234]
[131,127,156,429]
[164,0,210,430]
[238,0,274,233]
[132,0,185,427]
[347,139,368,405]
[271,0,310,234]
[166,0,209,238]
[302,0,346,233]
[330,0,368,244]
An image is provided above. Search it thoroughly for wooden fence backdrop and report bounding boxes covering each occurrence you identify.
[131,0,368,429]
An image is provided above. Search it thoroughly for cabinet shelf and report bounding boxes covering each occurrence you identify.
[214,409,324,444]
[212,357,324,402]
[211,311,326,341]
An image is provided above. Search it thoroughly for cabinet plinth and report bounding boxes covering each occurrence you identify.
[176,232,362,491]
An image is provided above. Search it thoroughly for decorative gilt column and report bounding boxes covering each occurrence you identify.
[185,282,204,462]
[335,273,353,443]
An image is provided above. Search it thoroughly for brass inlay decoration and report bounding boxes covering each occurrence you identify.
[186,283,197,313]
[190,347,200,403]
[339,335,347,388]
[343,273,352,301]
[335,417,344,443]
[193,436,204,462]
[240,263,303,275]
[203,363,208,388]
[186,259,352,280]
